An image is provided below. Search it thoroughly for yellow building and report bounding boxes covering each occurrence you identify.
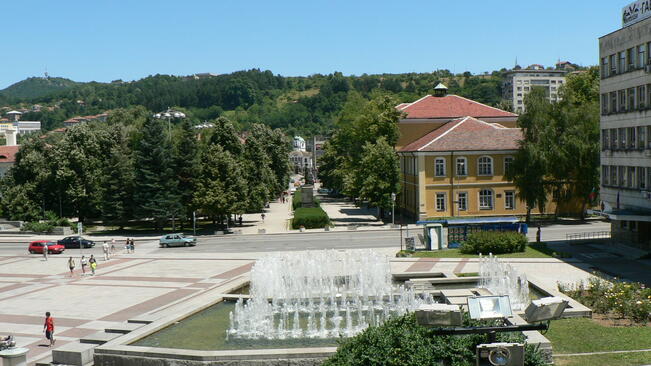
[397,88,554,220]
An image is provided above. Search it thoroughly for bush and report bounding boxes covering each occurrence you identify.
[459,231,527,255]
[292,207,330,229]
[323,313,548,366]
[22,221,54,233]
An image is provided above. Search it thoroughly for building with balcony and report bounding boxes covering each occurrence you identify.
[599,6,651,247]
[502,67,567,114]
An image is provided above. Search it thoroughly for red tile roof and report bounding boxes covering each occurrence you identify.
[397,95,516,119]
[0,145,20,163]
[399,116,522,152]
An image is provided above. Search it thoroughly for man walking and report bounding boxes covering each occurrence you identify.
[43,242,48,261]
[102,241,109,261]
[43,312,55,347]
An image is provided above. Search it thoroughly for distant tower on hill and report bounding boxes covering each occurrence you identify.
[44,66,49,79]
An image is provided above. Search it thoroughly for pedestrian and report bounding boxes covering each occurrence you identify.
[110,242,116,254]
[125,238,130,254]
[43,242,48,261]
[261,213,266,222]
[43,312,55,347]
[130,239,135,253]
[89,255,97,275]
[102,241,109,261]
[238,216,243,226]
[80,255,87,276]
[68,257,75,277]
[536,225,541,243]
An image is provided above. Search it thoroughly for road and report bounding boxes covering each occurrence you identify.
[0,221,611,256]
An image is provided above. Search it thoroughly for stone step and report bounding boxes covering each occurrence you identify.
[127,314,159,324]
[52,342,95,366]
[105,322,143,334]
[80,331,121,345]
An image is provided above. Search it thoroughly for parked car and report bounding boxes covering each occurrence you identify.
[57,236,95,249]
[317,188,331,194]
[28,240,65,254]
[159,233,197,248]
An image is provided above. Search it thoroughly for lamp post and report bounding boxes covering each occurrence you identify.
[153,108,186,140]
[391,192,396,226]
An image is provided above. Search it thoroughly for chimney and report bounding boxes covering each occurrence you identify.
[433,83,448,97]
[5,127,17,146]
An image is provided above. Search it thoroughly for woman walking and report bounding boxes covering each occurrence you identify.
[80,255,87,276]
[68,257,75,277]
[89,255,97,275]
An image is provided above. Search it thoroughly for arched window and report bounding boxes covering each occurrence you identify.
[456,157,467,176]
[434,157,446,177]
[479,189,493,209]
[478,156,493,176]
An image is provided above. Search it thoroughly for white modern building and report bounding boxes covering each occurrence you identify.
[599,2,651,246]
[502,66,567,113]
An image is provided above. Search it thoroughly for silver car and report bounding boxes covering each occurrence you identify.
[159,233,197,248]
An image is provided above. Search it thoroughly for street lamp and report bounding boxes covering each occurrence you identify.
[153,108,186,140]
[391,192,396,226]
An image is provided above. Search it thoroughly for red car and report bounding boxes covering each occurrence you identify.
[28,241,65,254]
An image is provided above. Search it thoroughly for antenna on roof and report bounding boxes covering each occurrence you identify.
[44,66,49,79]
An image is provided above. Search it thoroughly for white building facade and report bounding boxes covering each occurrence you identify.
[599,6,651,246]
[502,68,567,113]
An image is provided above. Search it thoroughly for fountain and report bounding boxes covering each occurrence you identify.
[479,253,530,311]
[227,250,435,340]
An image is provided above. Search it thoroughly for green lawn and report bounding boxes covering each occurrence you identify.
[403,243,566,258]
[554,352,651,366]
[546,318,651,354]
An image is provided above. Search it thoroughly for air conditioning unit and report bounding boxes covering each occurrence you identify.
[476,343,525,366]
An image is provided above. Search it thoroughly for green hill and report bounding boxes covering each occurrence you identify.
[0,77,80,99]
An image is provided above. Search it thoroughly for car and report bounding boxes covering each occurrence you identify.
[28,240,65,254]
[317,188,331,194]
[57,236,95,249]
[159,233,196,248]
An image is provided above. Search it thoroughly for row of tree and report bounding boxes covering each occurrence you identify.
[8,69,518,136]
[0,107,291,228]
[507,67,600,221]
[319,93,402,213]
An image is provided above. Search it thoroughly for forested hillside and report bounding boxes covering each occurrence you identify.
[3,69,508,135]
[0,77,78,99]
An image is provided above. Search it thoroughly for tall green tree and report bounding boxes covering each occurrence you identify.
[243,131,277,212]
[193,145,247,226]
[133,118,181,229]
[209,116,243,156]
[100,144,134,228]
[355,137,401,211]
[175,118,200,227]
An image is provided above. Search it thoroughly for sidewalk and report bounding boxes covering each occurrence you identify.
[318,195,384,227]
[237,198,292,234]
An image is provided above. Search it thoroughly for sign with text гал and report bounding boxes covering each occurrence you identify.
[623,0,651,27]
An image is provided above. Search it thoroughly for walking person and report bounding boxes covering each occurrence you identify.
[89,255,97,275]
[130,239,135,254]
[68,257,75,277]
[43,312,55,347]
[102,241,109,261]
[536,225,542,243]
[43,242,48,261]
[261,213,266,223]
[80,255,87,276]
[125,238,130,254]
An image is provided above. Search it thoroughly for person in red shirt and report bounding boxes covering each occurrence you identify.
[43,312,55,346]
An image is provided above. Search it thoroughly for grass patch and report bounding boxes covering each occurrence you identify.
[455,272,479,277]
[402,242,564,258]
[554,352,651,366]
[546,318,651,354]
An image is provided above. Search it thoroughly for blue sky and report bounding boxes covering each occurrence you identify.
[0,1,623,89]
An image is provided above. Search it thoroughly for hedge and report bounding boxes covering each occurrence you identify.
[292,207,330,229]
[459,231,528,255]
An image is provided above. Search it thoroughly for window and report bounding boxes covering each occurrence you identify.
[628,47,636,70]
[456,157,467,176]
[611,129,618,149]
[620,127,627,148]
[628,88,636,110]
[479,189,493,210]
[504,156,513,175]
[603,165,610,185]
[505,191,515,210]
[436,193,446,211]
[611,164,617,185]
[619,90,626,112]
[457,192,467,211]
[434,157,446,177]
[478,156,493,175]
[639,85,647,108]
[638,167,647,189]
[619,166,626,187]
[602,130,609,150]
[628,127,636,149]
[610,91,617,112]
[628,166,636,188]
[610,54,617,75]
[639,126,647,149]
[640,44,647,69]
[601,94,609,114]
[601,57,609,78]
[619,51,627,73]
